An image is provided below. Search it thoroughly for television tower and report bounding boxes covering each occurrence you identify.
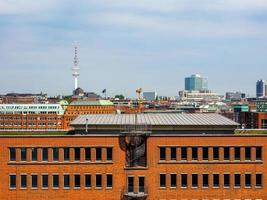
[72,42,80,90]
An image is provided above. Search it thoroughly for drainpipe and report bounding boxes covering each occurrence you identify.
[85,118,88,133]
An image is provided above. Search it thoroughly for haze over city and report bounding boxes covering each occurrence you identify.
[1,0,267,97]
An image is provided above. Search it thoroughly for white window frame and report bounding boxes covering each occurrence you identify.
[31,173,38,189]
[52,173,59,189]
[20,173,27,189]
[41,173,49,189]
[84,174,92,189]
[9,173,16,190]
[63,174,70,189]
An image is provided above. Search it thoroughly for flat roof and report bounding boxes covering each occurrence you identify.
[70,100,113,106]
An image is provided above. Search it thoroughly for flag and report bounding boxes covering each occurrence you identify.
[102,89,106,94]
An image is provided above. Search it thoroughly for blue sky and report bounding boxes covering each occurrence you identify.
[1,0,267,97]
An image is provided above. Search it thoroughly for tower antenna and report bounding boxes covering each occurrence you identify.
[72,41,80,90]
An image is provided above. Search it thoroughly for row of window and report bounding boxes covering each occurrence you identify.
[9,174,113,189]
[9,147,113,162]
[159,146,262,161]
[159,173,262,189]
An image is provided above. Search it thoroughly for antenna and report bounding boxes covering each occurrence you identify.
[72,41,80,90]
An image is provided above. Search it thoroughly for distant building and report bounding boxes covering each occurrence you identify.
[225,92,245,101]
[256,80,266,97]
[256,98,267,112]
[185,74,208,92]
[143,92,157,101]
[179,90,221,102]
[1,93,47,104]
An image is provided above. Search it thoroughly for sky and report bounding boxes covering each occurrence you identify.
[0,0,267,97]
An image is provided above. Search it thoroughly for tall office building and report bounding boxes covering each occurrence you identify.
[256,80,266,98]
[185,74,208,91]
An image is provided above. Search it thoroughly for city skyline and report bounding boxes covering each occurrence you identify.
[1,0,267,97]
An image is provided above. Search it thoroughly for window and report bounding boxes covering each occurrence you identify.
[160,174,166,188]
[159,147,166,160]
[20,174,27,188]
[52,148,59,161]
[63,148,70,161]
[181,174,187,188]
[234,174,241,187]
[74,148,80,161]
[21,148,27,161]
[245,174,251,187]
[213,147,219,160]
[106,174,113,188]
[234,147,240,160]
[202,174,209,188]
[202,147,209,161]
[31,148,38,161]
[256,147,262,160]
[192,147,198,160]
[63,174,70,188]
[42,148,48,161]
[96,174,102,188]
[245,147,251,160]
[213,174,219,188]
[42,174,48,188]
[192,174,198,188]
[10,175,16,189]
[223,147,230,160]
[85,174,91,188]
[96,148,102,161]
[256,174,262,187]
[85,148,91,161]
[224,174,230,187]
[181,147,187,160]
[74,174,81,188]
[9,148,16,161]
[170,174,177,188]
[170,147,177,160]
[53,175,59,188]
[106,147,113,161]
[138,176,145,193]
[128,176,134,193]
[31,175,38,188]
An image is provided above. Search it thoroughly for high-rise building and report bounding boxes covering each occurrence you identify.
[143,92,157,101]
[185,74,208,91]
[256,80,266,98]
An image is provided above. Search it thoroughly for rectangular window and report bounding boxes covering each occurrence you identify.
[85,174,91,188]
[224,147,230,160]
[63,174,70,188]
[234,174,241,187]
[96,174,102,188]
[42,148,48,161]
[106,147,113,161]
[245,174,251,187]
[256,174,262,187]
[192,147,198,160]
[256,147,262,160]
[202,147,209,161]
[224,174,230,187]
[170,174,177,188]
[213,174,219,187]
[160,174,166,188]
[181,174,187,187]
[74,174,81,188]
[20,174,27,188]
[20,148,27,161]
[42,174,48,188]
[52,148,59,161]
[181,147,187,160]
[213,147,219,160]
[138,176,145,193]
[245,147,251,160]
[74,148,80,161]
[96,148,102,161]
[53,175,59,188]
[202,174,209,188]
[63,148,70,161]
[234,147,240,160]
[159,147,166,160]
[31,148,38,161]
[192,174,198,188]
[31,175,38,188]
[10,175,16,189]
[85,147,91,161]
[106,174,113,188]
[128,176,134,193]
[170,147,177,160]
[9,148,16,161]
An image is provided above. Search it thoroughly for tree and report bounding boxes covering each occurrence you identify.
[115,94,125,100]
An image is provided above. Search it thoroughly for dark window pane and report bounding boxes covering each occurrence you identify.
[202,174,209,187]
[192,174,198,187]
[53,175,59,188]
[202,147,209,160]
[159,147,166,160]
[224,174,230,187]
[224,147,230,160]
[31,148,38,161]
[85,174,91,188]
[64,175,70,188]
[106,148,113,161]
[160,174,166,187]
[31,175,38,188]
[234,147,240,160]
[96,148,102,161]
[128,177,134,193]
[192,147,198,160]
[170,147,176,160]
[10,175,16,188]
[64,148,70,161]
[74,148,80,161]
[245,147,251,160]
[181,147,187,160]
[42,148,48,161]
[85,148,91,161]
[74,175,81,188]
[170,174,177,187]
[138,177,145,193]
[10,148,16,161]
[96,174,102,188]
[213,147,219,160]
[21,148,27,161]
[213,174,219,187]
[256,147,262,160]
[20,175,27,188]
[256,174,262,187]
[181,174,187,187]
[245,174,251,187]
[42,175,48,188]
[234,174,240,187]
[106,174,113,188]
[53,148,59,161]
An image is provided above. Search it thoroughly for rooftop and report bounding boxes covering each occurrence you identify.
[70,100,114,106]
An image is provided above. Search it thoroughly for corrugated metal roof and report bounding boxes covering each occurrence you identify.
[70,100,113,106]
[71,113,239,126]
